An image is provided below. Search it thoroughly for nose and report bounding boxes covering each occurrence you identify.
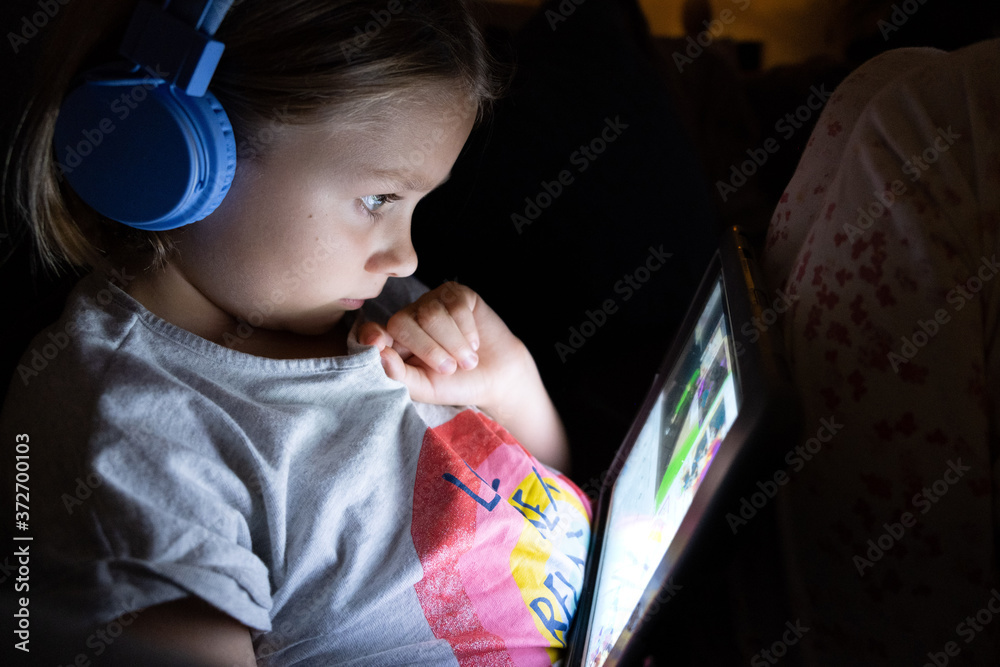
[366,226,418,278]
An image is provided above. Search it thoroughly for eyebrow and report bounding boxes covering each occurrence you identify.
[363,169,451,193]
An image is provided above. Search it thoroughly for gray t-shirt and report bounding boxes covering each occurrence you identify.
[1,271,592,665]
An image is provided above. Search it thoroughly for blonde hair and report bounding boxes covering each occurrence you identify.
[4,0,501,278]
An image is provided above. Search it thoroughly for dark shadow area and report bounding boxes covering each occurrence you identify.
[0,0,997,662]
[413,0,720,491]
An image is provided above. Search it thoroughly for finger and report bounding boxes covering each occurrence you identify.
[391,339,413,361]
[358,321,393,350]
[379,346,406,381]
[361,321,413,361]
[382,347,437,402]
[388,312,461,374]
[408,292,479,370]
[414,296,479,370]
[438,282,480,353]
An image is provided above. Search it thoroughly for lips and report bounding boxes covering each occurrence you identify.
[340,298,366,309]
[341,286,384,309]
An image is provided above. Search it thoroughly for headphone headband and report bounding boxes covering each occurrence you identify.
[54,0,238,230]
[162,0,233,33]
[119,0,234,97]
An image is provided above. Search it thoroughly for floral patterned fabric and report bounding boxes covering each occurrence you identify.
[763,40,1000,664]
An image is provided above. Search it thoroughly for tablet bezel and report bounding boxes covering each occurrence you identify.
[566,226,798,666]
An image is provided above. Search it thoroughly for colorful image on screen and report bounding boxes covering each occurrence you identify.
[583,278,740,667]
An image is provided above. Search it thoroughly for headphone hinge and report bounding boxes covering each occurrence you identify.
[119,0,224,97]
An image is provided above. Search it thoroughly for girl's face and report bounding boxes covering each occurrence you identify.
[154,92,476,340]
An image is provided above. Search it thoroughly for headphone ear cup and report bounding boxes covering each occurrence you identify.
[195,91,238,223]
[54,79,237,231]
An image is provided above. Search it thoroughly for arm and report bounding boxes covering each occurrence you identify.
[124,596,256,666]
[475,342,569,472]
[359,282,570,470]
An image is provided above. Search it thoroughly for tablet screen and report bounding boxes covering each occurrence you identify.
[583,276,741,666]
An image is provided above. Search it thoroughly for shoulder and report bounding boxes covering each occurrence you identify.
[9,271,143,389]
[5,270,217,422]
[2,271,247,498]
[1,288,272,629]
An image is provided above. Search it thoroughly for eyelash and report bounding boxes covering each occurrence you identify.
[359,193,401,221]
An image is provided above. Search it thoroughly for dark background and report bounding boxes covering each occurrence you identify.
[3,1,997,490]
[0,0,998,663]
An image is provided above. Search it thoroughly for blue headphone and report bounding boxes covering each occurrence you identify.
[54,0,236,231]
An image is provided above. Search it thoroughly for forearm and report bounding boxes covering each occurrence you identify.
[481,353,570,472]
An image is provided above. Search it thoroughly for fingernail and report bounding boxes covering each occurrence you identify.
[438,358,457,374]
[460,351,478,369]
[470,337,480,351]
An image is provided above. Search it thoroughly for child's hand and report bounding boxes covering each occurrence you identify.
[358,282,526,409]
[358,282,569,470]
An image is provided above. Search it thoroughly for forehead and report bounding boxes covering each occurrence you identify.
[256,90,476,188]
[338,97,476,187]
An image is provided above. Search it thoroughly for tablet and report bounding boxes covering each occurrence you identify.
[567,226,798,666]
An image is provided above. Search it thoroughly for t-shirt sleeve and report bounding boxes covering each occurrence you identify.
[48,383,273,632]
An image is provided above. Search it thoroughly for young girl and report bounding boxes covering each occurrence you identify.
[2,0,592,663]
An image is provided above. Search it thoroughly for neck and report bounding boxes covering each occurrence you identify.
[122,261,350,359]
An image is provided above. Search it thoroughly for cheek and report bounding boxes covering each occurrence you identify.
[220,157,337,239]
[182,158,375,304]
[178,214,347,317]
[271,224,374,301]
[207,178,347,272]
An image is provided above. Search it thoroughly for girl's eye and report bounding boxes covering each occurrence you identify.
[360,193,399,216]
